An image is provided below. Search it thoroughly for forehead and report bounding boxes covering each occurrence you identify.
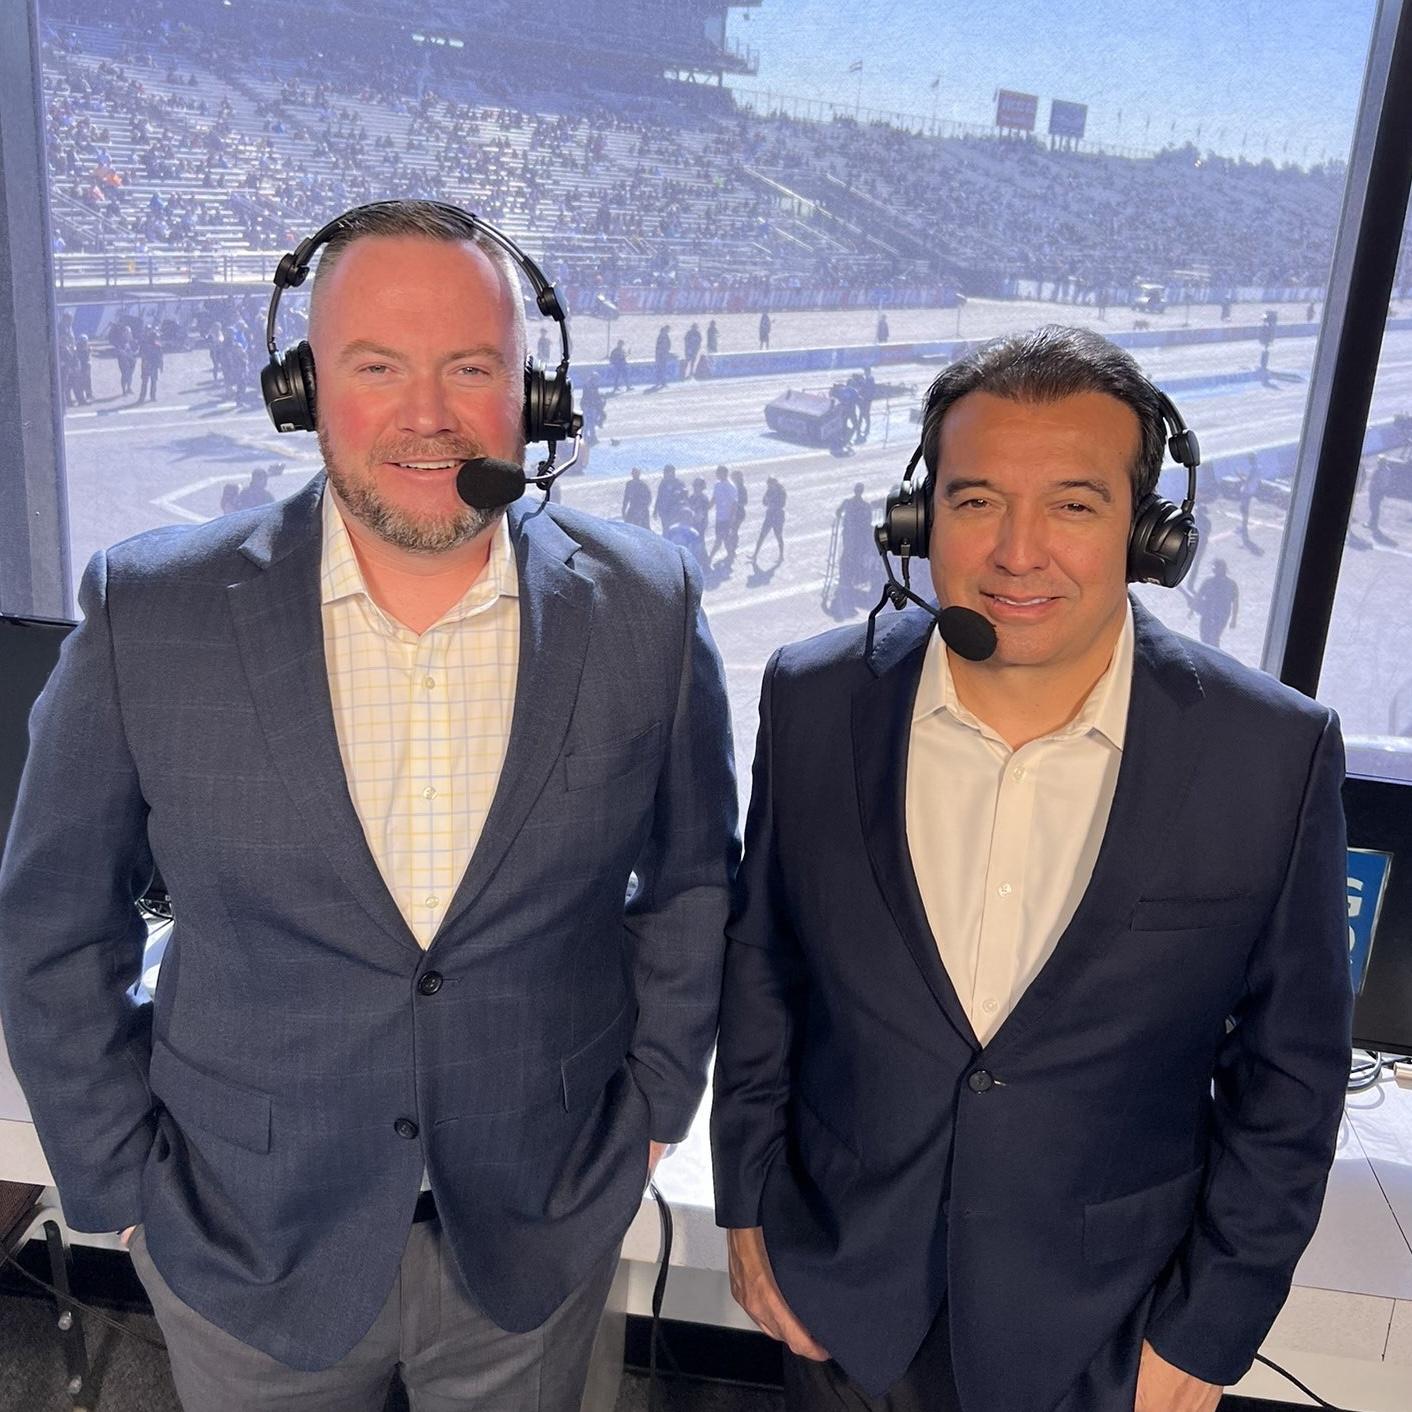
[937,389,1140,486]
[312,234,518,344]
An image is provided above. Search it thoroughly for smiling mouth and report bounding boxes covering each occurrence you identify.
[388,460,462,470]
[983,592,1057,606]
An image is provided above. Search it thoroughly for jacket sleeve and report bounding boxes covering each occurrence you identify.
[622,548,739,1143]
[710,649,806,1228]
[1145,709,1352,1384]
[0,551,156,1232]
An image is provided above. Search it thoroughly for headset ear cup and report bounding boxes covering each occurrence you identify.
[1128,494,1197,587]
[551,370,577,442]
[262,342,316,434]
[522,358,540,444]
[294,341,317,430]
[523,359,579,445]
[883,476,931,558]
[260,355,289,429]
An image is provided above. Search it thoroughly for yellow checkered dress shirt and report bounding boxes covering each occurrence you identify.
[320,488,520,949]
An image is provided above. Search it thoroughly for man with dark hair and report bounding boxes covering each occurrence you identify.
[1,198,737,1412]
[714,325,1349,1412]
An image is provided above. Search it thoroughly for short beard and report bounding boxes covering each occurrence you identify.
[318,426,507,553]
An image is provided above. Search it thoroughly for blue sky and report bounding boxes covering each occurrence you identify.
[725,0,1377,166]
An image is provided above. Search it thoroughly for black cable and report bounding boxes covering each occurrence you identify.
[0,1238,167,1351]
[646,1179,679,1411]
[1348,1048,1412,1091]
[1251,1351,1348,1409]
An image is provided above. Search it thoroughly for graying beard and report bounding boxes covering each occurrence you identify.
[321,437,498,552]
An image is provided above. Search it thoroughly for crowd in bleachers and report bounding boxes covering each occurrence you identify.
[37,0,1403,308]
[740,115,1350,291]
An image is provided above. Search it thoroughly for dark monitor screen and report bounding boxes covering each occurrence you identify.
[1345,774,1412,1054]
[0,615,76,859]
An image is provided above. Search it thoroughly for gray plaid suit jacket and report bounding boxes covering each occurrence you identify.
[0,476,738,1369]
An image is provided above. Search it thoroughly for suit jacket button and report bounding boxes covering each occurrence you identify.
[417,972,443,996]
[394,1118,419,1139]
[967,1069,995,1093]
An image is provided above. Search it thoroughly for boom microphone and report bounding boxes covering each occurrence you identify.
[865,523,999,663]
[456,457,528,510]
[937,605,998,662]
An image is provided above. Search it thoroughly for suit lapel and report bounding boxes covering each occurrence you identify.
[852,608,980,1049]
[985,599,1205,1052]
[433,500,594,941]
[226,479,420,956]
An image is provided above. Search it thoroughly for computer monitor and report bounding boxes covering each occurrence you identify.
[0,614,75,859]
[1345,773,1412,1055]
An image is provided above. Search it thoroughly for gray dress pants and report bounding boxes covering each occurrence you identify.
[128,1218,620,1412]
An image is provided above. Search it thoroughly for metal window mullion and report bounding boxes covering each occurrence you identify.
[0,1,71,618]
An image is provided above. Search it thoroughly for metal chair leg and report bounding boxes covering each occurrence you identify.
[42,1218,92,1412]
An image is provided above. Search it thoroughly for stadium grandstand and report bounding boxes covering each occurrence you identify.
[36,0,1412,317]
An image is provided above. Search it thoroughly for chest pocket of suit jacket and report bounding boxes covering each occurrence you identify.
[1129,894,1265,933]
[1083,1165,1203,1264]
[562,721,663,794]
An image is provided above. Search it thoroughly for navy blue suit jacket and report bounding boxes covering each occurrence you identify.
[711,600,1350,1409]
[0,478,738,1369]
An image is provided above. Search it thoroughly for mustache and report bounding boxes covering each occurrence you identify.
[372,442,484,463]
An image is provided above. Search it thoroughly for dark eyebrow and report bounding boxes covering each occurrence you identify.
[941,477,997,498]
[336,339,507,368]
[941,476,1113,503]
[1051,478,1113,503]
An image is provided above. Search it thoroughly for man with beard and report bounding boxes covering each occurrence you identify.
[0,201,737,1411]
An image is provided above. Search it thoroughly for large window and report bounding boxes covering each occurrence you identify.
[1318,194,1412,781]
[21,0,1388,785]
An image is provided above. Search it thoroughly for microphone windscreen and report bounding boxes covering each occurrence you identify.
[938,605,998,662]
[456,457,526,510]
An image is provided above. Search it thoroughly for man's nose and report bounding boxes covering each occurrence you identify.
[398,374,456,438]
[991,507,1049,575]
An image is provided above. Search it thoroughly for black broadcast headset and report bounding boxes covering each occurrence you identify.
[261,200,581,470]
[879,376,1203,588]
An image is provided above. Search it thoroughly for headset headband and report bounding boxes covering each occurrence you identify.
[907,376,1200,511]
[265,200,570,374]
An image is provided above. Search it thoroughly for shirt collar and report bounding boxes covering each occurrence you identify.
[912,600,1134,750]
[319,485,518,631]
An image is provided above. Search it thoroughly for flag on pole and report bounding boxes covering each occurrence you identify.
[848,59,864,73]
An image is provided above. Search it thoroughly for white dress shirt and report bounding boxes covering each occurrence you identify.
[904,605,1134,1045]
[320,489,520,951]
